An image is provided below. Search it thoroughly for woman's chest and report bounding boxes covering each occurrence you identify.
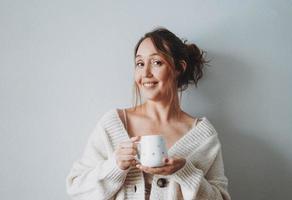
[128,121,192,149]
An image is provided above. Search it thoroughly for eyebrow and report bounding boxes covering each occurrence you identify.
[135,53,161,58]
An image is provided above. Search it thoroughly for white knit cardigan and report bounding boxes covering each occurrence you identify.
[66,109,231,200]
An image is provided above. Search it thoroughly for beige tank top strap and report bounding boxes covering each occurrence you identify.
[194,117,199,126]
[193,117,201,127]
[123,109,128,131]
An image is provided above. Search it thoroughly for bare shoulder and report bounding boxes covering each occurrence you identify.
[117,107,143,126]
[116,108,126,125]
[181,111,201,126]
[124,106,145,119]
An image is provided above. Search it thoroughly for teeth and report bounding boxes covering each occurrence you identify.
[143,82,157,87]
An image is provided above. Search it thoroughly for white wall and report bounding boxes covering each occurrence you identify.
[1,0,291,199]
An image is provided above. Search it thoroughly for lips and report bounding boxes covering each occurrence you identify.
[142,82,158,88]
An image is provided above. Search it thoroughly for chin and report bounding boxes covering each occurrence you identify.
[140,87,164,101]
[142,93,163,101]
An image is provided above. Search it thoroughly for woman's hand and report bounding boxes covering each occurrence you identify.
[136,157,186,175]
[114,136,140,170]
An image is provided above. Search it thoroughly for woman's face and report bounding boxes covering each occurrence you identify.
[135,38,174,102]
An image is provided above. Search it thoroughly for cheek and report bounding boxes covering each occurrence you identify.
[154,69,171,82]
[134,74,142,86]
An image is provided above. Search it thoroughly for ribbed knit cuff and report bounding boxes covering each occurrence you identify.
[102,155,130,183]
[170,159,204,190]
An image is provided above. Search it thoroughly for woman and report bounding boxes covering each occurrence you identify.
[66,27,231,200]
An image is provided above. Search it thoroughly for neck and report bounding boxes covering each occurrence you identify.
[141,98,181,124]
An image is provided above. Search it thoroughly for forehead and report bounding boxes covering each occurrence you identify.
[136,38,159,58]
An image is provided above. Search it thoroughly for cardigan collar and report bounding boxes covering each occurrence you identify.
[100,108,216,157]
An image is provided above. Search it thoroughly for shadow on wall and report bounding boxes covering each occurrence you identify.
[224,129,292,200]
[187,51,292,199]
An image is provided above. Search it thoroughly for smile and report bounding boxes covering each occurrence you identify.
[142,82,158,88]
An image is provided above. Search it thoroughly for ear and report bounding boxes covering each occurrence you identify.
[179,60,187,72]
[175,60,187,78]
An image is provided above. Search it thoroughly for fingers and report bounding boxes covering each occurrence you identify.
[115,138,140,170]
[119,141,135,149]
[130,136,140,142]
[135,157,184,175]
[118,148,137,156]
[163,157,169,164]
[136,164,168,175]
[131,159,138,166]
[118,137,140,149]
[118,160,134,167]
[164,157,174,165]
[117,155,136,161]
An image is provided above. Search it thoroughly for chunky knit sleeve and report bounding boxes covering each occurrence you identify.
[170,134,231,200]
[66,121,129,200]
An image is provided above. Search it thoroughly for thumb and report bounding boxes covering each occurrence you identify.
[167,158,174,165]
[163,157,174,165]
[130,136,140,142]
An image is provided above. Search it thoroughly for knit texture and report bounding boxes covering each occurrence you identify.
[66,109,231,200]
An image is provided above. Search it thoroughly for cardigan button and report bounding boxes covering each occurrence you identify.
[157,178,168,188]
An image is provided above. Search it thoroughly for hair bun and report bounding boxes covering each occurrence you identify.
[176,43,207,91]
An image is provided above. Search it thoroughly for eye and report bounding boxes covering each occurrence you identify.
[135,62,144,68]
[152,60,163,66]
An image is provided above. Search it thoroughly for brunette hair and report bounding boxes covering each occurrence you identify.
[132,27,208,114]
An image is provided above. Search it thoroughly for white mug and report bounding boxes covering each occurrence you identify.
[135,135,168,167]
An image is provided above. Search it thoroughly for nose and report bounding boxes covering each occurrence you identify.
[142,63,153,78]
